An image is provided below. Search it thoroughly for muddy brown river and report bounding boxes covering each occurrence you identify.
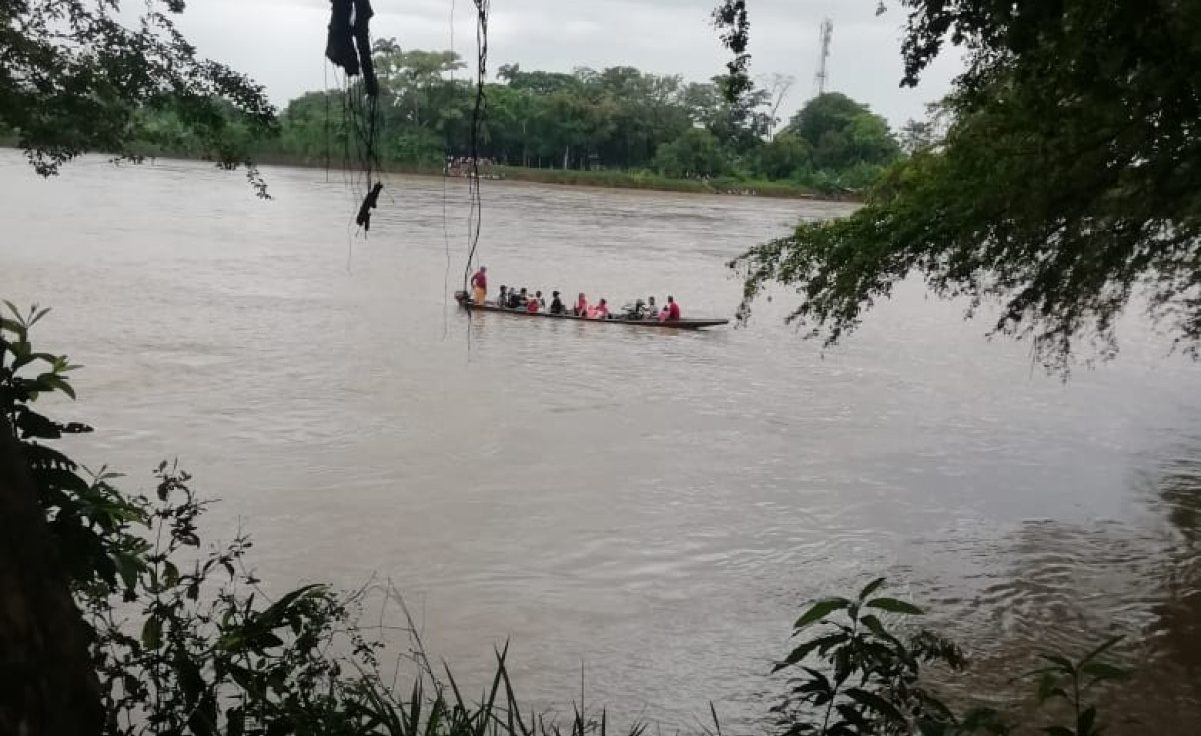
[3,152,1200,732]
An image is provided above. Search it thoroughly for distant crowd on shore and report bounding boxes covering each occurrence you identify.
[444,156,497,178]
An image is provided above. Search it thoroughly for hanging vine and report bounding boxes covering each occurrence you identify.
[462,0,490,290]
[325,0,385,232]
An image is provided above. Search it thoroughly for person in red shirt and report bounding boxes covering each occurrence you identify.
[469,266,487,304]
[527,296,540,313]
[666,295,681,321]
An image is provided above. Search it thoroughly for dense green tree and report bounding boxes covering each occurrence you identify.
[373,41,466,134]
[118,37,898,188]
[734,0,1201,370]
[1,0,273,179]
[654,127,728,178]
[754,132,812,181]
[897,118,936,155]
[787,92,900,170]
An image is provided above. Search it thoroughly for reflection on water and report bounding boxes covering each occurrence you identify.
[919,446,1201,732]
[1149,452,1201,686]
[2,153,1201,732]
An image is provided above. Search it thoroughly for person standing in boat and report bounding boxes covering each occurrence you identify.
[549,291,565,314]
[470,266,488,305]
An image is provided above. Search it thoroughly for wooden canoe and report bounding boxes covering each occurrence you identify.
[454,292,729,329]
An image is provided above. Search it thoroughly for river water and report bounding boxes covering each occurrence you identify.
[3,153,1201,732]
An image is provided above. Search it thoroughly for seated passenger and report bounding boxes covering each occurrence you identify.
[594,299,610,319]
[549,291,565,314]
[496,285,508,307]
[527,295,540,313]
[575,293,588,316]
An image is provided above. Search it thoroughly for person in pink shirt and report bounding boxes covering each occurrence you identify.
[593,299,610,319]
[666,295,681,321]
[575,293,588,316]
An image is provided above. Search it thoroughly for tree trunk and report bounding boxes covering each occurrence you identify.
[0,416,103,735]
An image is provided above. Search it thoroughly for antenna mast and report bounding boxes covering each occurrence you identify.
[814,18,833,95]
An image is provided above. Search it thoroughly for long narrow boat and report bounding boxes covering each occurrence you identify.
[454,292,729,329]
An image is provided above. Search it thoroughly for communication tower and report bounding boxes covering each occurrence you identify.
[814,18,833,95]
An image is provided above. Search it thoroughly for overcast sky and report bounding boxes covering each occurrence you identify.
[172,0,963,128]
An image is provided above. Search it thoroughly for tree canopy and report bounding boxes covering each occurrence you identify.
[733,0,1201,371]
[786,92,900,172]
[221,44,898,191]
[1,0,274,185]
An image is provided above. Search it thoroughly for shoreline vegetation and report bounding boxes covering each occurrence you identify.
[3,48,901,203]
[155,149,861,201]
[0,140,855,201]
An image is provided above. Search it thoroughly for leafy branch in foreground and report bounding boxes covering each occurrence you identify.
[774,578,1128,736]
[1024,636,1129,736]
[1,0,276,195]
[731,0,1201,373]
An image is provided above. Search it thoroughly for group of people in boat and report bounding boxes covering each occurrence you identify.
[469,267,682,321]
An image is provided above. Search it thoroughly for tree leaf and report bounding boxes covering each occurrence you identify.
[227,707,245,736]
[865,597,924,615]
[28,306,52,326]
[1081,661,1128,686]
[259,583,325,625]
[1038,653,1076,673]
[773,633,845,672]
[858,577,887,601]
[859,613,888,638]
[1079,636,1124,666]
[793,598,850,630]
[835,703,869,730]
[1078,705,1098,736]
[845,687,906,724]
[142,616,162,650]
[39,373,76,399]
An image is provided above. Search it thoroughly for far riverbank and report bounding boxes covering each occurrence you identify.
[0,140,857,202]
[246,151,860,201]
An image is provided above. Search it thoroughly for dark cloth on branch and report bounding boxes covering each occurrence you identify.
[325,0,378,97]
[356,181,384,231]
